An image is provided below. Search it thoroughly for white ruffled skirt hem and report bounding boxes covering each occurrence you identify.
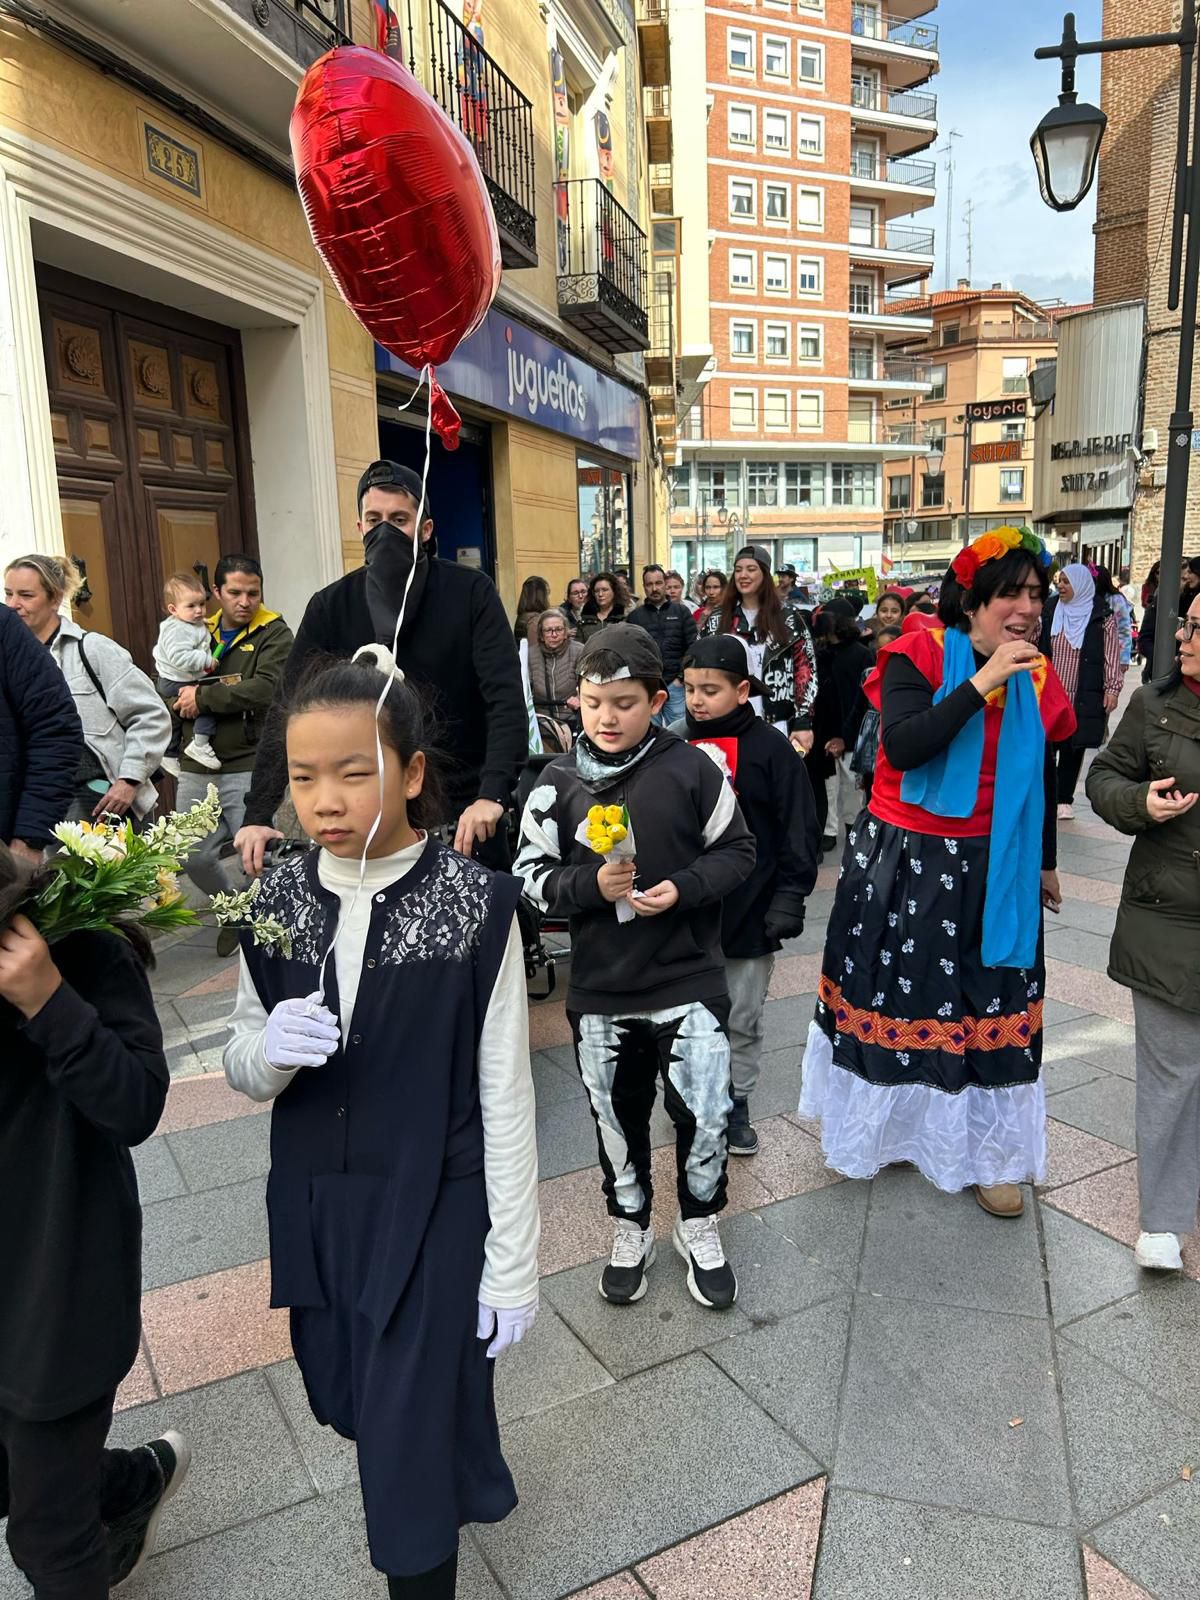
[799,1022,1047,1192]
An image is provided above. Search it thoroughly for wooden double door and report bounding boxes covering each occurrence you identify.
[36,267,256,669]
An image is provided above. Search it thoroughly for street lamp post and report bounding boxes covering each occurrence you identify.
[1033,3,1198,678]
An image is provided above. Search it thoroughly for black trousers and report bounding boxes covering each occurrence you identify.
[1054,744,1087,805]
[388,1550,457,1598]
[0,1392,158,1600]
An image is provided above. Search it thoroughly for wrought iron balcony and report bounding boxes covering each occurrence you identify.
[405,0,537,268]
[851,83,938,122]
[851,10,939,51]
[849,153,937,188]
[554,179,649,354]
[221,0,350,68]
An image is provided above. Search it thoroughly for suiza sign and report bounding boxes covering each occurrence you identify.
[376,310,642,460]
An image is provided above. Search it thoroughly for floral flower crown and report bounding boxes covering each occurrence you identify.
[951,525,1053,589]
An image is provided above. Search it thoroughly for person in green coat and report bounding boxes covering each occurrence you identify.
[1086,592,1200,1272]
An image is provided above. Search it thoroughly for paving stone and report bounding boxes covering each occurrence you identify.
[717,1208,847,1323]
[858,1168,1047,1318]
[148,941,227,996]
[265,1360,360,1494]
[707,1293,852,1465]
[1047,1074,1138,1154]
[133,1134,188,1203]
[834,1296,1073,1525]
[745,1045,805,1119]
[1058,1342,1200,1529]
[157,1071,270,1135]
[1063,1279,1200,1422]
[530,1049,587,1110]
[108,1370,312,1552]
[748,1116,842,1203]
[635,1479,824,1598]
[1054,901,1118,939]
[1041,1016,1137,1072]
[493,1300,614,1423]
[569,1578,644,1600]
[140,1175,269,1290]
[814,1490,1083,1599]
[1092,1479,1200,1600]
[762,992,819,1054]
[172,988,237,1030]
[1042,1120,1134,1192]
[755,1180,871,1289]
[1042,1208,1144,1326]
[542,1250,751,1379]
[166,1110,273,1191]
[1041,997,1093,1025]
[475,1354,821,1598]
[1043,1055,1110,1096]
[1083,1547,1156,1600]
[1044,925,1121,972]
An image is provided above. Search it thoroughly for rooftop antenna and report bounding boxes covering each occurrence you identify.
[938,129,961,287]
[963,196,976,286]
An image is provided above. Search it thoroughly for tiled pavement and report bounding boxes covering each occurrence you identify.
[5,709,1196,1599]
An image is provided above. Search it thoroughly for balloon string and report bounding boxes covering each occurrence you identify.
[315,362,435,1007]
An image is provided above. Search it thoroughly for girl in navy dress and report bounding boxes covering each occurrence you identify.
[224,646,539,1599]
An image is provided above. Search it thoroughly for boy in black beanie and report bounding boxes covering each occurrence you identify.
[681,636,820,1154]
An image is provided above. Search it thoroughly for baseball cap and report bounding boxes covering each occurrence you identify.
[577,623,666,688]
[356,460,433,518]
[682,634,767,698]
[776,562,797,577]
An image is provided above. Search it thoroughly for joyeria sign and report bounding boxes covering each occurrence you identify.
[377,310,640,459]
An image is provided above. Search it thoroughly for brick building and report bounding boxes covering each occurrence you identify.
[1093,0,1200,582]
[661,0,939,584]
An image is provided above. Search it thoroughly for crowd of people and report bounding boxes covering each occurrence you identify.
[1,485,1198,1600]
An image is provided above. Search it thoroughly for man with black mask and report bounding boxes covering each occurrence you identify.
[234,460,527,873]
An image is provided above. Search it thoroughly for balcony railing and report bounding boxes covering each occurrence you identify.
[851,84,938,121]
[406,0,537,268]
[849,355,932,384]
[851,223,935,256]
[851,10,939,51]
[224,0,349,67]
[555,179,649,354]
[849,154,937,188]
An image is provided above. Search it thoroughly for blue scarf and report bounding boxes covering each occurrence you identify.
[900,627,1045,969]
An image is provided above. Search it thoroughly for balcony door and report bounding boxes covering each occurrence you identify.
[36,267,254,670]
[851,138,880,180]
[851,66,881,110]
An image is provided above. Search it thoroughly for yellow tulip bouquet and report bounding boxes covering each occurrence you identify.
[575,803,639,923]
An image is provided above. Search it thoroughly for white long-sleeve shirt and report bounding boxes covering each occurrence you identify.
[224,838,540,1308]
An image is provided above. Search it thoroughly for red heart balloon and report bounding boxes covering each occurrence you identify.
[290,46,501,376]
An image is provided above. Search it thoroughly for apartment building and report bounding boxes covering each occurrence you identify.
[881,285,1060,576]
[0,0,663,660]
[663,0,939,583]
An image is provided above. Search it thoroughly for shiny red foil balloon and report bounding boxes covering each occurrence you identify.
[290,47,500,443]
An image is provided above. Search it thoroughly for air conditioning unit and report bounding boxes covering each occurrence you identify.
[1141,427,1159,454]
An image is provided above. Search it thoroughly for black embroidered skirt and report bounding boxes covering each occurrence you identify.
[800,815,1048,1189]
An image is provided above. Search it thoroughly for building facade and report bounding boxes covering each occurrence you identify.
[1092,0,1199,584]
[0,0,662,665]
[881,285,1059,576]
[664,0,940,586]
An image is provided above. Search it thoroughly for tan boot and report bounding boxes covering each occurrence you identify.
[975,1183,1024,1217]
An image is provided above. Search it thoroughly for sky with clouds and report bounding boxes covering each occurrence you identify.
[929,0,1103,307]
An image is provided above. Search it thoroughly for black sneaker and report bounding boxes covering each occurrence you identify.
[107,1431,191,1589]
[820,834,838,854]
[726,1096,759,1157]
[673,1215,738,1310]
[599,1218,655,1303]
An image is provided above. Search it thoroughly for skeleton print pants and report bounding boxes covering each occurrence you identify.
[568,999,732,1228]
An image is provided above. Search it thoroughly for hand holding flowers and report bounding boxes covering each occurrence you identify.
[0,914,61,1019]
[577,805,641,923]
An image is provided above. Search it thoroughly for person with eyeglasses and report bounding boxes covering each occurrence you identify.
[1086,593,1200,1272]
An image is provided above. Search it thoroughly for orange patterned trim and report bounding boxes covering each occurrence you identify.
[818,974,1043,1056]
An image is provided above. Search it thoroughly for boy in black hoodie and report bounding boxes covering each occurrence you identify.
[681,636,820,1155]
[515,625,755,1311]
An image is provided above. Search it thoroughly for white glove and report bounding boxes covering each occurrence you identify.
[263,992,340,1070]
[476,1297,538,1359]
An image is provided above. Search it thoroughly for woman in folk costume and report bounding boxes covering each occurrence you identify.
[800,528,1077,1218]
[1038,561,1123,821]
[224,646,538,1600]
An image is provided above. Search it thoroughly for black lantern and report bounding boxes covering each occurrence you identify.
[1030,92,1107,212]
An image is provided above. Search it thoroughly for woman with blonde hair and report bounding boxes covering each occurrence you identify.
[3,554,169,826]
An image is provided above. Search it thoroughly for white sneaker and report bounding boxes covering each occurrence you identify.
[160,755,181,778]
[183,739,222,771]
[672,1214,738,1309]
[1135,1231,1183,1270]
[600,1219,655,1304]
[1057,803,1075,821]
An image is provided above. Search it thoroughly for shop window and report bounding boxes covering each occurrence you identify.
[577,457,631,575]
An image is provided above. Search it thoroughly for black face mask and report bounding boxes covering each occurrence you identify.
[363,521,429,646]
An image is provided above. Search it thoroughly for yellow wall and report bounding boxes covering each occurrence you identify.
[0,20,379,569]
